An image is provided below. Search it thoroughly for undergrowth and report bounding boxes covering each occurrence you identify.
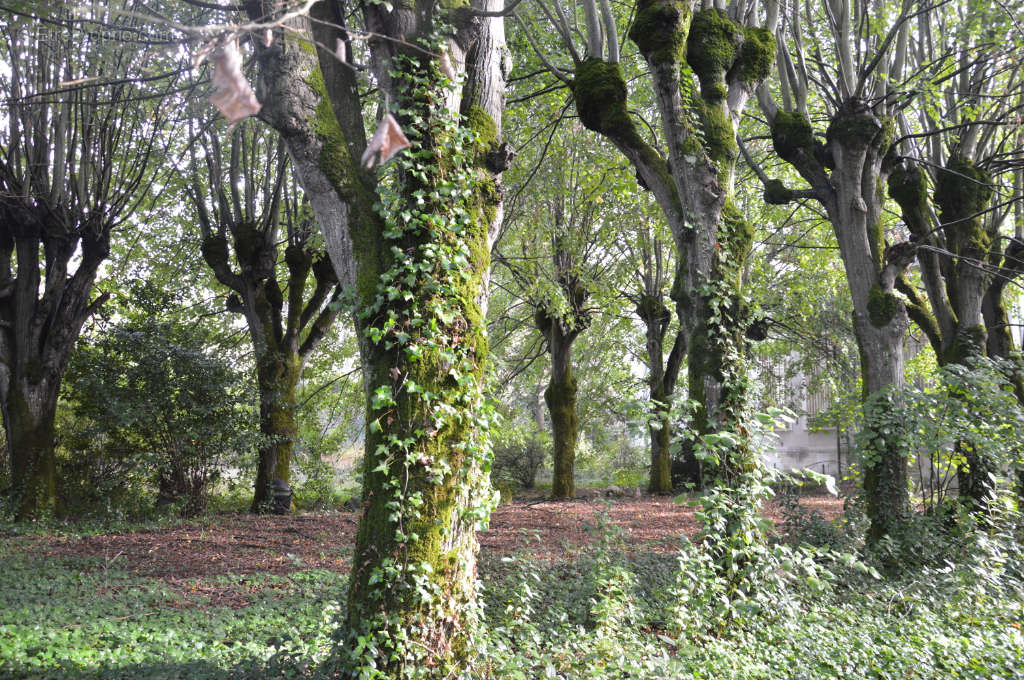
[1,499,1022,679]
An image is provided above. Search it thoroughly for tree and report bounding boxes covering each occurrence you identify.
[750,0,928,540]
[494,125,628,498]
[522,0,777,483]
[622,222,686,492]
[884,0,1024,506]
[64,300,259,517]
[187,121,342,513]
[0,3,173,518]
[752,0,1024,535]
[211,0,508,673]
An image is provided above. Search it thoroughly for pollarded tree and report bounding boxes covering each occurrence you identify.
[884,0,1024,505]
[495,126,627,498]
[621,220,687,492]
[522,0,778,483]
[190,0,509,674]
[751,0,928,541]
[0,2,174,518]
[186,122,342,513]
[752,0,1023,535]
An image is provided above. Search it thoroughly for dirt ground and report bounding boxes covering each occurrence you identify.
[8,490,844,590]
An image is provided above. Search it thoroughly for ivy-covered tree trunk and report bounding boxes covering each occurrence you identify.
[245,2,506,674]
[544,321,579,499]
[763,99,914,541]
[251,353,301,512]
[567,3,775,482]
[3,381,59,519]
[857,319,912,541]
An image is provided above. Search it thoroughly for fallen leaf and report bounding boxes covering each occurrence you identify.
[207,40,262,125]
[360,113,411,169]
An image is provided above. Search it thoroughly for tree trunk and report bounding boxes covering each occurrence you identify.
[244,2,505,671]
[251,352,301,513]
[891,157,1011,509]
[648,396,672,493]
[4,381,59,520]
[768,100,914,542]
[637,293,675,494]
[546,324,578,499]
[855,313,911,543]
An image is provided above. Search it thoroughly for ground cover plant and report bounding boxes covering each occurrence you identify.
[2,490,1022,679]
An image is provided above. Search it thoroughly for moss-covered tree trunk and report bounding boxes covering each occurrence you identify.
[647,386,673,492]
[251,353,301,512]
[544,324,579,499]
[636,289,683,493]
[567,4,775,486]
[4,381,59,519]
[243,2,507,674]
[890,157,1013,509]
[765,100,914,541]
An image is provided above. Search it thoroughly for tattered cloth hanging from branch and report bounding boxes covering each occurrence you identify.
[201,39,261,125]
[360,113,412,169]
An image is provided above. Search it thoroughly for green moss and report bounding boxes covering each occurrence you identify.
[200,235,229,267]
[867,285,899,327]
[546,369,579,499]
[887,164,928,212]
[879,116,896,154]
[284,243,312,274]
[305,65,384,307]
[763,178,793,205]
[573,59,641,144]
[887,164,929,237]
[573,59,681,212]
[732,26,775,84]
[466,105,498,154]
[936,156,994,255]
[308,67,353,194]
[771,110,816,164]
[686,8,740,98]
[629,0,691,64]
[636,294,669,322]
[720,199,753,261]
[826,107,882,151]
[692,95,737,169]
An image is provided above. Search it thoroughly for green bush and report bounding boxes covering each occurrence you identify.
[61,317,262,518]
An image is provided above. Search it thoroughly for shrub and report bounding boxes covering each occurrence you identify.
[61,317,261,517]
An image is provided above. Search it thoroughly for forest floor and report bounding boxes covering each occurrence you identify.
[4,489,843,609]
